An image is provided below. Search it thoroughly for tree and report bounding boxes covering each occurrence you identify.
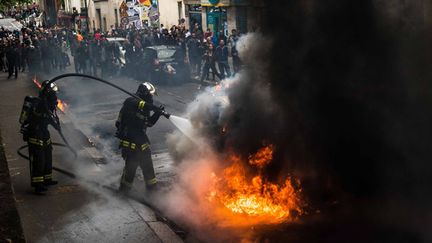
[0,0,33,11]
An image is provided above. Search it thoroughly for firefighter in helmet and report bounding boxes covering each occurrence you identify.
[116,82,169,193]
[19,80,60,195]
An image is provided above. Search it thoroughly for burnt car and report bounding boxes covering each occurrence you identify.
[141,45,190,85]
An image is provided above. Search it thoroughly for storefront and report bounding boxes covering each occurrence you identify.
[187,4,202,30]
[206,6,227,38]
[183,0,258,36]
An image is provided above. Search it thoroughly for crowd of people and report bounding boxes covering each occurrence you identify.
[6,4,41,27]
[1,13,242,84]
[0,26,72,79]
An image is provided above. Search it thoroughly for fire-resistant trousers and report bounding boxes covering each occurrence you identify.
[120,148,157,191]
[28,142,53,187]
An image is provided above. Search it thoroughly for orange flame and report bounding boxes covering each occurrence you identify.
[208,145,303,224]
[32,77,42,88]
[32,77,68,113]
[249,145,274,169]
[56,99,68,112]
[215,84,222,92]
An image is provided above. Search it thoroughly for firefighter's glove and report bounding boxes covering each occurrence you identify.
[155,105,165,116]
[156,105,170,119]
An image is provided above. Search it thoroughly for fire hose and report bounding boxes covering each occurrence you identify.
[17,73,171,177]
[48,73,171,118]
[17,142,77,178]
[14,73,184,237]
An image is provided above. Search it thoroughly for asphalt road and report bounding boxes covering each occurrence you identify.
[0,69,184,242]
[47,69,201,189]
[2,63,426,242]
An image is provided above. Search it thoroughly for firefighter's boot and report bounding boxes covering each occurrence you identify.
[44,180,58,186]
[34,185,47,195]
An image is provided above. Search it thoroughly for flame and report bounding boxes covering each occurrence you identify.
[32,77,42,88]
[222,125,228,134]
[215,84,222,92]
[249,145,274,169]
[56,99,68,112]
[32,77,68,113]
[208,145,303,225]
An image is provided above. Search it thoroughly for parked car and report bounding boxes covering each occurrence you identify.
[141,45,190,84]
[0,13,4,19]
[105,37,127,68]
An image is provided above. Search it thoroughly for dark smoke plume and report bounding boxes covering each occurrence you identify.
[254,0,432,241]
[165,0,432,241]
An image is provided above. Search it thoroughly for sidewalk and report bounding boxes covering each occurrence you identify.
[0,129,25,242]
[0,71,183,242]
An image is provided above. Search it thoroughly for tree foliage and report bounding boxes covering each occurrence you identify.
[0,0,33,11]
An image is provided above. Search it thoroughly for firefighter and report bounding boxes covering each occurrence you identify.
[116,82,167,193]
[19,80,60,195]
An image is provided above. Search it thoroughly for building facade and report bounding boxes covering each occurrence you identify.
[37,0,263,33]
[158,0,186,28]
[182,0,263,35]
[87,0,123,32]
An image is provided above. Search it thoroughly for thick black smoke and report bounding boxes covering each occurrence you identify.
[254,0,432,241]
[260,0,432,196]
[165,0,432,240]
[181,0,432,240]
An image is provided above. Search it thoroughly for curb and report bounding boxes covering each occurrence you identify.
[0,129,26,243]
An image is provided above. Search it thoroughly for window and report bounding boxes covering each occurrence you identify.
[96,8,101,30]
[178,2,183,21]
[103,17,107,32]
[114,9,118,28]
[157,49,176,59]
[236,7,247,34]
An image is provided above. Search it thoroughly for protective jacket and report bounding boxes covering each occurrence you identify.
[19,95,59,189]
[116,96,161,191]
[116,97,160,148]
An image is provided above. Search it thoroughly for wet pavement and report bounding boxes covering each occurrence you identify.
[0,69,184,242]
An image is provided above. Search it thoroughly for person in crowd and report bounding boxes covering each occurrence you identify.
[6,40,19,79]
[187,33,202,78]
[228,29,241,75]
[0,8,243,84]
[215,39,231,79]
[204,28,212,40]
[201,43,221,84]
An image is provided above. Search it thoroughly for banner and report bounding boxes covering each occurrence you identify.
[120,0,159,29]
[139,0,152,7]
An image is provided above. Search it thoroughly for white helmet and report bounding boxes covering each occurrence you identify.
[137,82,157,96]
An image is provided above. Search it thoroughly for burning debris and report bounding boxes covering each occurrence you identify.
[207,145,303,225]
[160,33,305,232]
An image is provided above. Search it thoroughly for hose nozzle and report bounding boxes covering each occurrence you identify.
[162,110,171,119]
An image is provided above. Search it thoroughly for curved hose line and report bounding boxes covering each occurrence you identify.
[17,143,77,178]
[17,73,164,178]
[48,73,143,100]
